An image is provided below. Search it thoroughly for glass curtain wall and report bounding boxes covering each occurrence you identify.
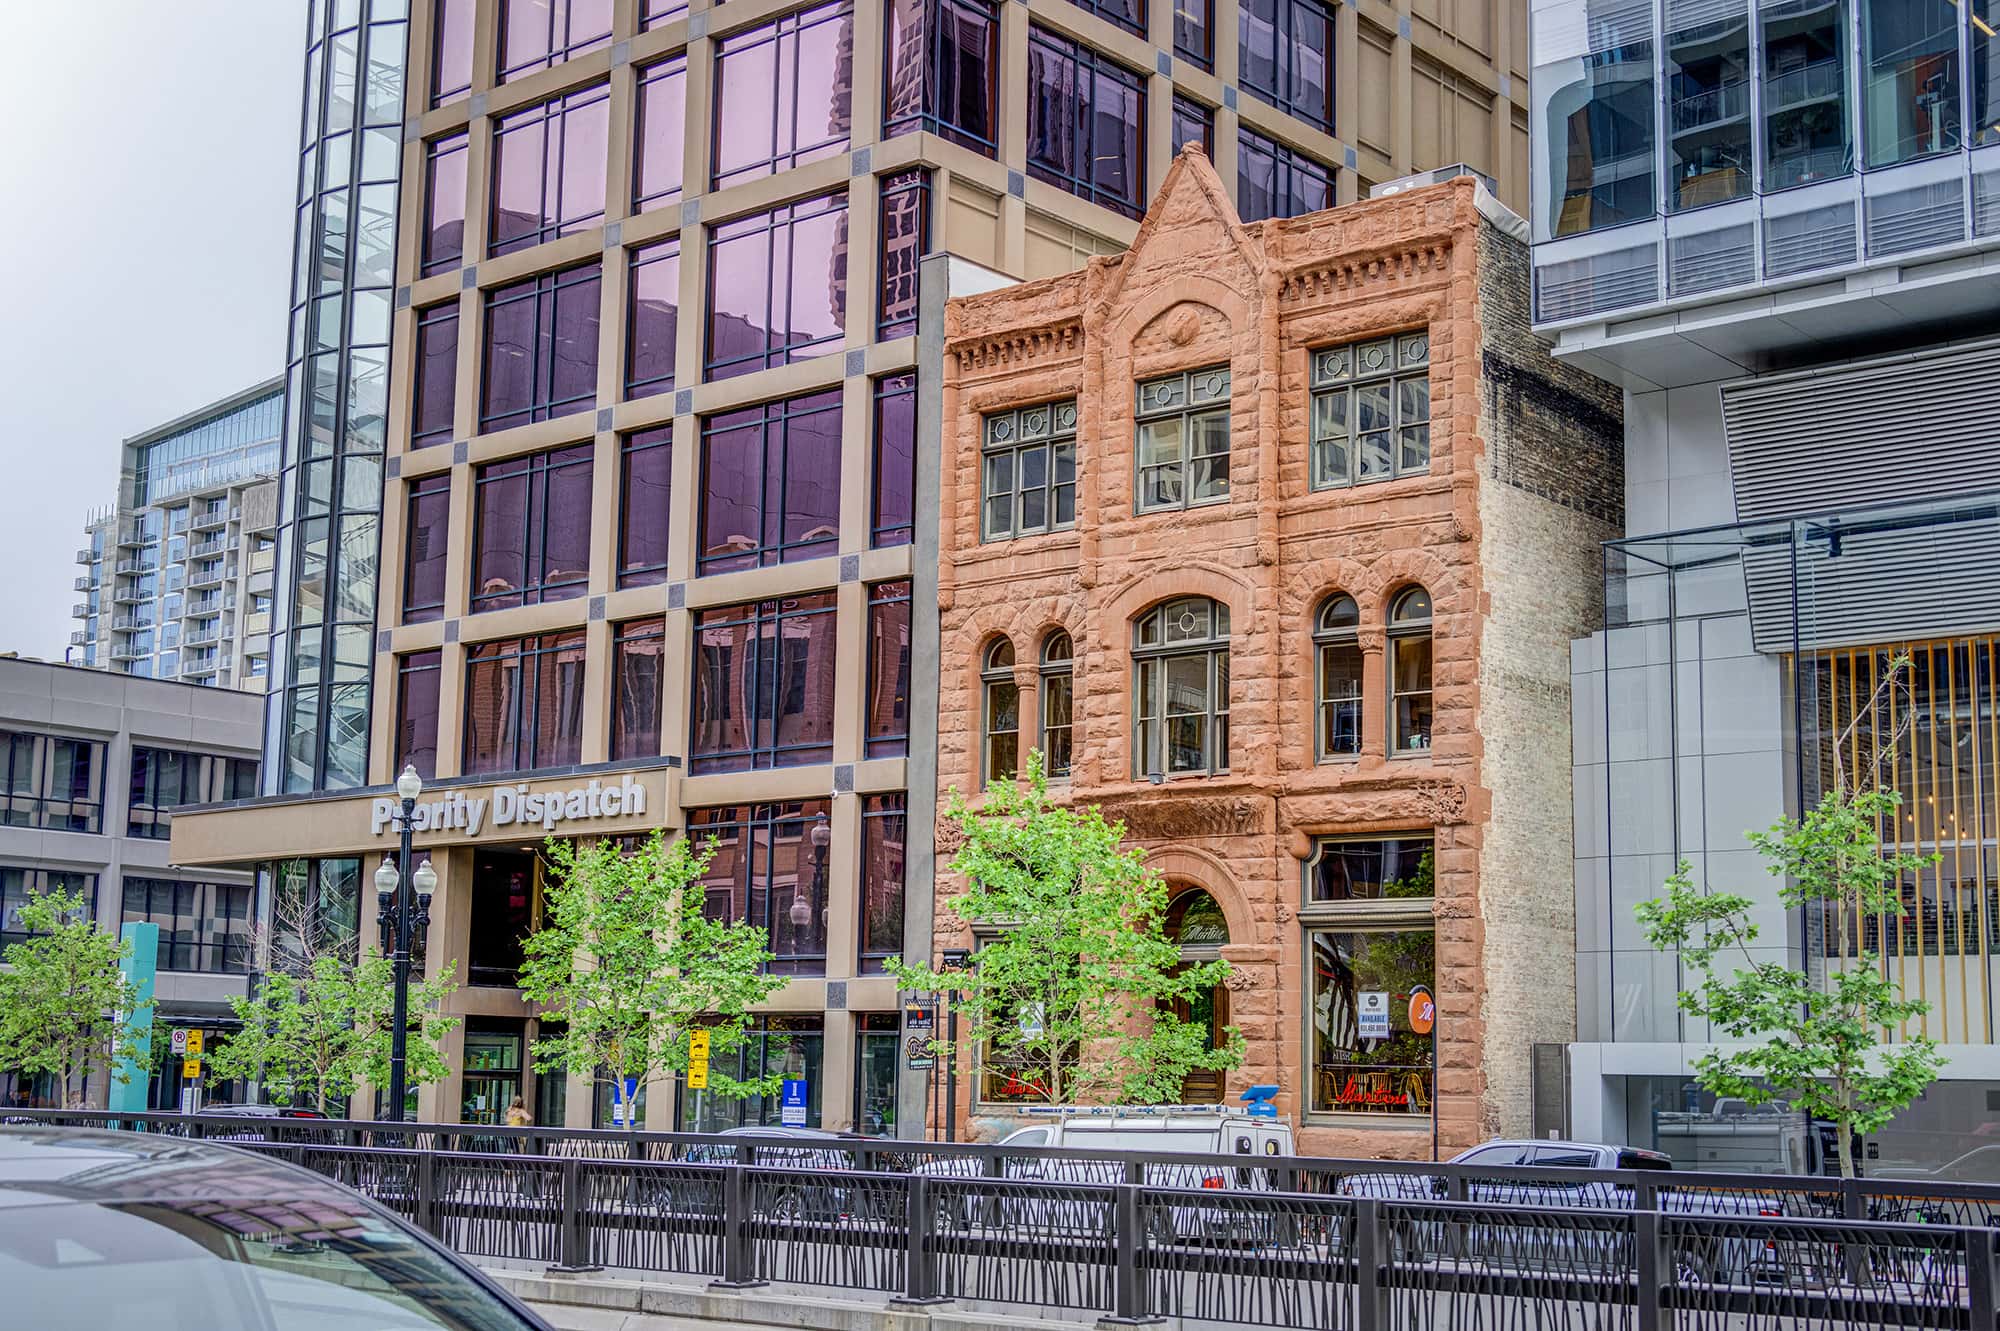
[1761,0,1853,189]
[1860,0,1961,167]
[1533,1,1655,240]
[1666,2,1753,210]
[270,0,410,793]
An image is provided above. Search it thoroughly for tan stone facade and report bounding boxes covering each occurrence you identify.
[933,151,1621,1156]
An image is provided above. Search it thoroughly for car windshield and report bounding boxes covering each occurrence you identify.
[0,1196,535,1330]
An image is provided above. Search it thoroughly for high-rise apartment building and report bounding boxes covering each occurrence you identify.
[1534,0,2000,1172]
[175,0,1539,1133]
[70,380,283,692]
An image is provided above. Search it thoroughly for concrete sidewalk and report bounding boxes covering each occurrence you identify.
[487,1268,1099,1331]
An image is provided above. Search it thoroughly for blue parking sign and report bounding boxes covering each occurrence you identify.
[780,1078,808,1127]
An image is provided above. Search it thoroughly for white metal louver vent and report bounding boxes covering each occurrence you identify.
[1668,224,1755,297]
[1973,171,2000,238]
[1533,245,1659,322]
[1865,180,1965,258]
[1763,202,1856,278]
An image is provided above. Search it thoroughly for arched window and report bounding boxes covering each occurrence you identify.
[1388,586,1433,754]
[1040,631,1074,779]
[982,639,1019,781]
[1164,889,1231,951]
[1133,597,1230,777]
[1314,594,1361,759]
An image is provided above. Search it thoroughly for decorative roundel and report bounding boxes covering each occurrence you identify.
[988,417,1014,444]
[1359,341,1392,373]
[1055,402,1078,431]
[1020,405,1049,439]
[1403,334,1429,365]
[1196,369,1227,398]
[1175,606,1199,636]
[1314,347,1349,381]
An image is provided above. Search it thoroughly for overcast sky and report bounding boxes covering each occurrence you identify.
[0,3,300,661]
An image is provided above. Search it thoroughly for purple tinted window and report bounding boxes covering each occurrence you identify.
[705,194,847,381]
[700,389,841,575]
[883,0,999,154]
[404,474,451,623]
[481,262,601,431]
[690,593,838,774]
[433,0,474,104]
[626,239,679,399]
[872,373,915,549]
[422,132,468,273]
[397,650,443,780]
[1025,30,1146,218]
[1174,0,1212,69]
[1074,0,1144,35]
[413,303,459,448]
[866,582,911,757]
[1237,126,1332,222]
[620,426,672,587]
[633,55,687,213]
[711,3,854,189]
[876,170,929,339]
[689,801,831,975]
[644,0,690,28]
[612,617,666,760]
[1240,0,1333,131]
[860,793,906,972]
[472,443,594,611]
[463,631,588,774]
[490,83,610,256]
[498,0,613,82]
[1173,95,1214,157]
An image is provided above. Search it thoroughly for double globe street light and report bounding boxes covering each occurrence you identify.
[375,764,438,1124]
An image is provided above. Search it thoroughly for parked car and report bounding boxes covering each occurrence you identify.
[1338,1139,1785,1281]
[918,1098,1296,1240]
[0,1124,552,1329]
[667,1126,866,1221]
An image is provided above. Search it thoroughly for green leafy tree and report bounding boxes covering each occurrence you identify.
[0,886,141,1109]
[891,751,1244,1106]
[1637,657,1947,1179]
[520,831,788,1127]
[208,954,459,1115]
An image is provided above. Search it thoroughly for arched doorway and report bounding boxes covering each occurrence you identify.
[1163,888,1231,1104]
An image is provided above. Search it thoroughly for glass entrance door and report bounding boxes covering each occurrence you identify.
[854,1014,899,1135]
[460,1021,523,1127]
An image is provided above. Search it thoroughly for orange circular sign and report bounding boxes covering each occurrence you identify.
[1408,985,1436,1036]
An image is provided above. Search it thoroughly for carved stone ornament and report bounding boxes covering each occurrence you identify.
[1275,903,1294,924]
[1414,779,1467,825]
[1165,307,1202,346]
[934,820,967,856]
[1222,969,1256,992]
[1116,795,1265,841]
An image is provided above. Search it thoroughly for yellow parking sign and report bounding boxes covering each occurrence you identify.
[182,1059,201,1080]
[185,1030,204,1055]
[687,1061,708,1089]
[688,1029,710,1058]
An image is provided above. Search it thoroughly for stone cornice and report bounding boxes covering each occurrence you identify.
[946,319,1085,374]
[1278,240,1456,304]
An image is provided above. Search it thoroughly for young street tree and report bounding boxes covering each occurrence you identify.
[1637,656,1947,1178]
[207,883,459,1115]
[519,830,788,1126]
[892,751,1243,1106]
[0,886,141,1109]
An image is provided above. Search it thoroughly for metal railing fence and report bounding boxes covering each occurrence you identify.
[7,1111,1999,1328]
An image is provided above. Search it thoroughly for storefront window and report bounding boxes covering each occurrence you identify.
[1308,927,1434,1116]
[855,1013,900,1135]
[468,849,535,987]
[680,1016,824,1130]
[461,1020,524,1125]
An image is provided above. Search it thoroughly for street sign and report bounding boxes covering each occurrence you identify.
[780,1079,808,1127]
[1408,985,1436,1036]
[182,1058,201,1080]
[1358,991,1391,1040]
[170,1028,188,1055]
[688,1029,710,1058]
[904,1001,935,1071]
[185,1030,204,1056]
[687,1061,708,1090]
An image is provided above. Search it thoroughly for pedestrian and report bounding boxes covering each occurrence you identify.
[505,1096,538,1199]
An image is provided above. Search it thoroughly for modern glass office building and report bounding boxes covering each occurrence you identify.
[1533,0,2000,1173]
[71,380,284,691]
[174,0,1537,1134]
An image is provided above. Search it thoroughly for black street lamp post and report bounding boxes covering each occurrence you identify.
[375,764,437,1124]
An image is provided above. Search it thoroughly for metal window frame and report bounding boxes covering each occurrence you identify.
[1130,598,1231,779]
[1308,330,1433,491]
[1312,595,1362,763]
[979,400,1080,541]
[1134,365,1232,515]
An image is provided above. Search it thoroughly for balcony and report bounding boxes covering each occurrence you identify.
[186,565,226,589]
[1670,79,1749,135]
[110,642,148,662]
[115,526,149,548]
[1764,58,1843,117]
[190,508,229,531]
[190,536,228,558]
[69,603,88,619]
[111,585,149,605]
[113,557,147,575]
[73,548,92,564]
[111,614,150,631]
[68,630,87,647]
[71,575,92,592]
[184,623,223,646]
[186,596,222,616]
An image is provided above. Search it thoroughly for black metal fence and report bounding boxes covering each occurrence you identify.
[10,1111,1999,1329]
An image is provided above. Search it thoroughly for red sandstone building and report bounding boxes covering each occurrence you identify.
[932,150,1623,1157]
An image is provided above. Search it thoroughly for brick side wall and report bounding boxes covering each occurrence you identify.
[1471,219,1622,1137]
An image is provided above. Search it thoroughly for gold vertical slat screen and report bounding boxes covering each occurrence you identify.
[1815,638,1997,1047]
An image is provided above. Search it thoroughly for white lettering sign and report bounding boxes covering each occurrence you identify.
[371,775,646,838]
